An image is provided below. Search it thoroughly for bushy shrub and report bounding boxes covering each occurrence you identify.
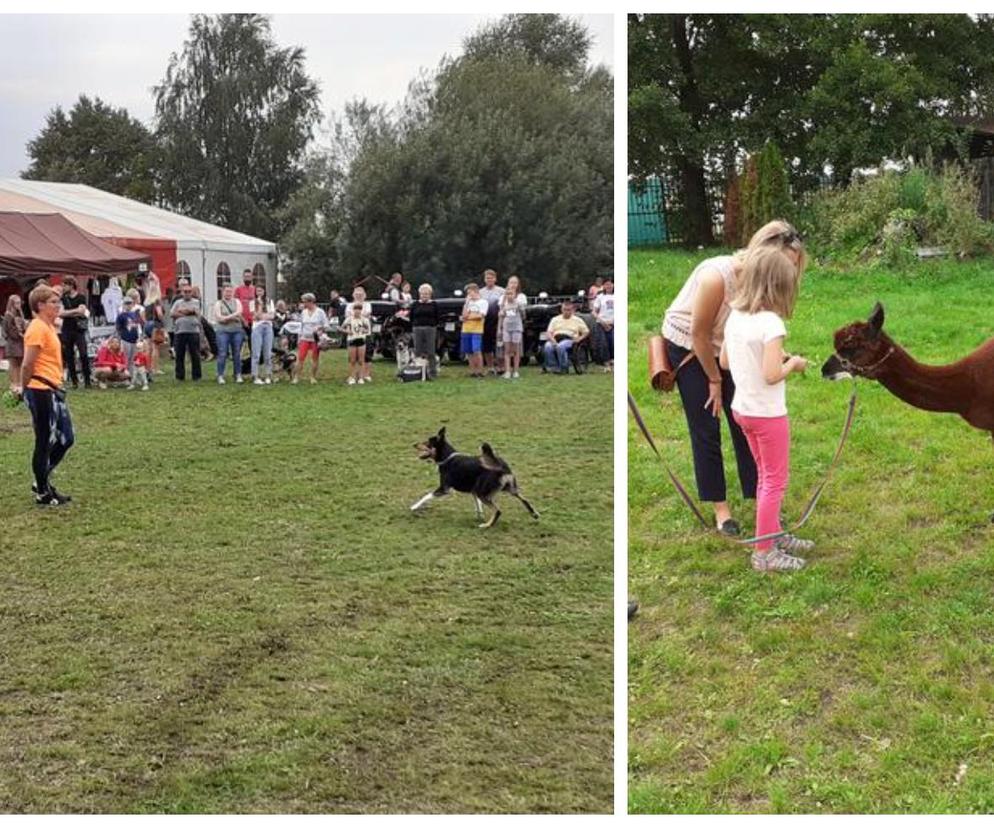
[735,142,794,245]
[722,174,741,247]
[754,143,793,235]
[738,155,759,246]
[898,167,929,214]
[805,164,994,265]
[880,208,919,269]
[926,163,993,257]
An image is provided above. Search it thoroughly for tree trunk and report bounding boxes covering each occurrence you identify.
[678,159,714,247]
[671,16,714,247]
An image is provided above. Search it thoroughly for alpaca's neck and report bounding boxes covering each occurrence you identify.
[875,339,973,416]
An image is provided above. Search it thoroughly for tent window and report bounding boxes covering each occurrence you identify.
[253,263,266,279]
[216,261,231,299]
[177,260,191,277]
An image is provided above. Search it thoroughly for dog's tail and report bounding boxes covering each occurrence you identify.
[479,442,506,472]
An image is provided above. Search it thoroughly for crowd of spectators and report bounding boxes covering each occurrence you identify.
[2,269,616,393]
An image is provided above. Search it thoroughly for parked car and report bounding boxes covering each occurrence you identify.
[313,288,604,370]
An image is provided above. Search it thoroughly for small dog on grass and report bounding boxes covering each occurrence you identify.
[411,426,540,528]
[272,339,298,382]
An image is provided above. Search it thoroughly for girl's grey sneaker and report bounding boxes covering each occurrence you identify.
[776,533,815,554]
[752,549,806,572]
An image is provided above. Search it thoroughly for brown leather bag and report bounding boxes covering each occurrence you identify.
[648,334,695,392]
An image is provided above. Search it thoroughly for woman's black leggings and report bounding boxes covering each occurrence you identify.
[24,388,75,494]
[667,340,757,503]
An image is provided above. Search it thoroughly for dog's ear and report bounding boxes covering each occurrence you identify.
[867,302,885,339]
[437,426,446,440]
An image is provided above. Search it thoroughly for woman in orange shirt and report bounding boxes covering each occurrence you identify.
[21,283,75,506]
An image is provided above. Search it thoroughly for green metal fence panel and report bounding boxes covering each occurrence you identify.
[628,179,668,247]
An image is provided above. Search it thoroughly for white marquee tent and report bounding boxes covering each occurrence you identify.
[0,179,278,301]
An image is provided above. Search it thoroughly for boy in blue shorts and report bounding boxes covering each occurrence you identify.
[460,283,488,378]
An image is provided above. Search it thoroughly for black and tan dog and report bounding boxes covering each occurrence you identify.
[411,427,540,528]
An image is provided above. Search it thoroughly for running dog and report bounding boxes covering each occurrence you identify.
[411,427,540,528]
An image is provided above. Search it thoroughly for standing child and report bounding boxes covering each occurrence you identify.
[115,295,142,377]
[131,339,151,391]
[720,245,811,572]
[499,282,526,379]
[350,285,374,382]
[342,302,372,385]
[460,283,488,378]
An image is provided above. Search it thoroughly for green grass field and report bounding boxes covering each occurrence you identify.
[629,249,994,814]
[0,355,612,814]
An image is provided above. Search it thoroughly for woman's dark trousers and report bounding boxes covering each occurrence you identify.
[667,339,757,503]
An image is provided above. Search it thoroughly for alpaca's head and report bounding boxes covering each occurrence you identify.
[823,303,893,380]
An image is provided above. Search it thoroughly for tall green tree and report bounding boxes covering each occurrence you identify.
[629,13,994,246]
[462,13,592,82]
[803,15,994,182]
[154,14,321,241]
[23,95,159,202]
[278,101,394,296]
[282,14,612,294]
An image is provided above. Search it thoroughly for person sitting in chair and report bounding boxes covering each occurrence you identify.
[543,299,589,374]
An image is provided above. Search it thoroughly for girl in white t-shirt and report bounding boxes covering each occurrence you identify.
[720,245,811,572]
[341,302,373,385]
[499,281,527,379]
[350,285,374,382]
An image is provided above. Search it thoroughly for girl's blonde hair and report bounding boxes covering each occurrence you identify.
[731,245,800,319]
[418,283,433,297]
[736,219,807,281]
[5,294,23,316]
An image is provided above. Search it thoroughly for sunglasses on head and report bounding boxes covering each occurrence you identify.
[778,227,803,245]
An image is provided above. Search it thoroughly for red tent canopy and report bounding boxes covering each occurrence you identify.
[0,211,151,276]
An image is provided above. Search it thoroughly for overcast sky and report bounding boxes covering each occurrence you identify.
[0,13,613,179]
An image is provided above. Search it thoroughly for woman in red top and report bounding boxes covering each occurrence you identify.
[93,336,129,388]
[21,283,75,505]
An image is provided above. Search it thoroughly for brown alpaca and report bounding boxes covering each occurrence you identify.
[823,302,994,519]
[822,302,994,430]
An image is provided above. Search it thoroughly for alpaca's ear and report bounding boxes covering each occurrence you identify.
[867,302,885,338]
